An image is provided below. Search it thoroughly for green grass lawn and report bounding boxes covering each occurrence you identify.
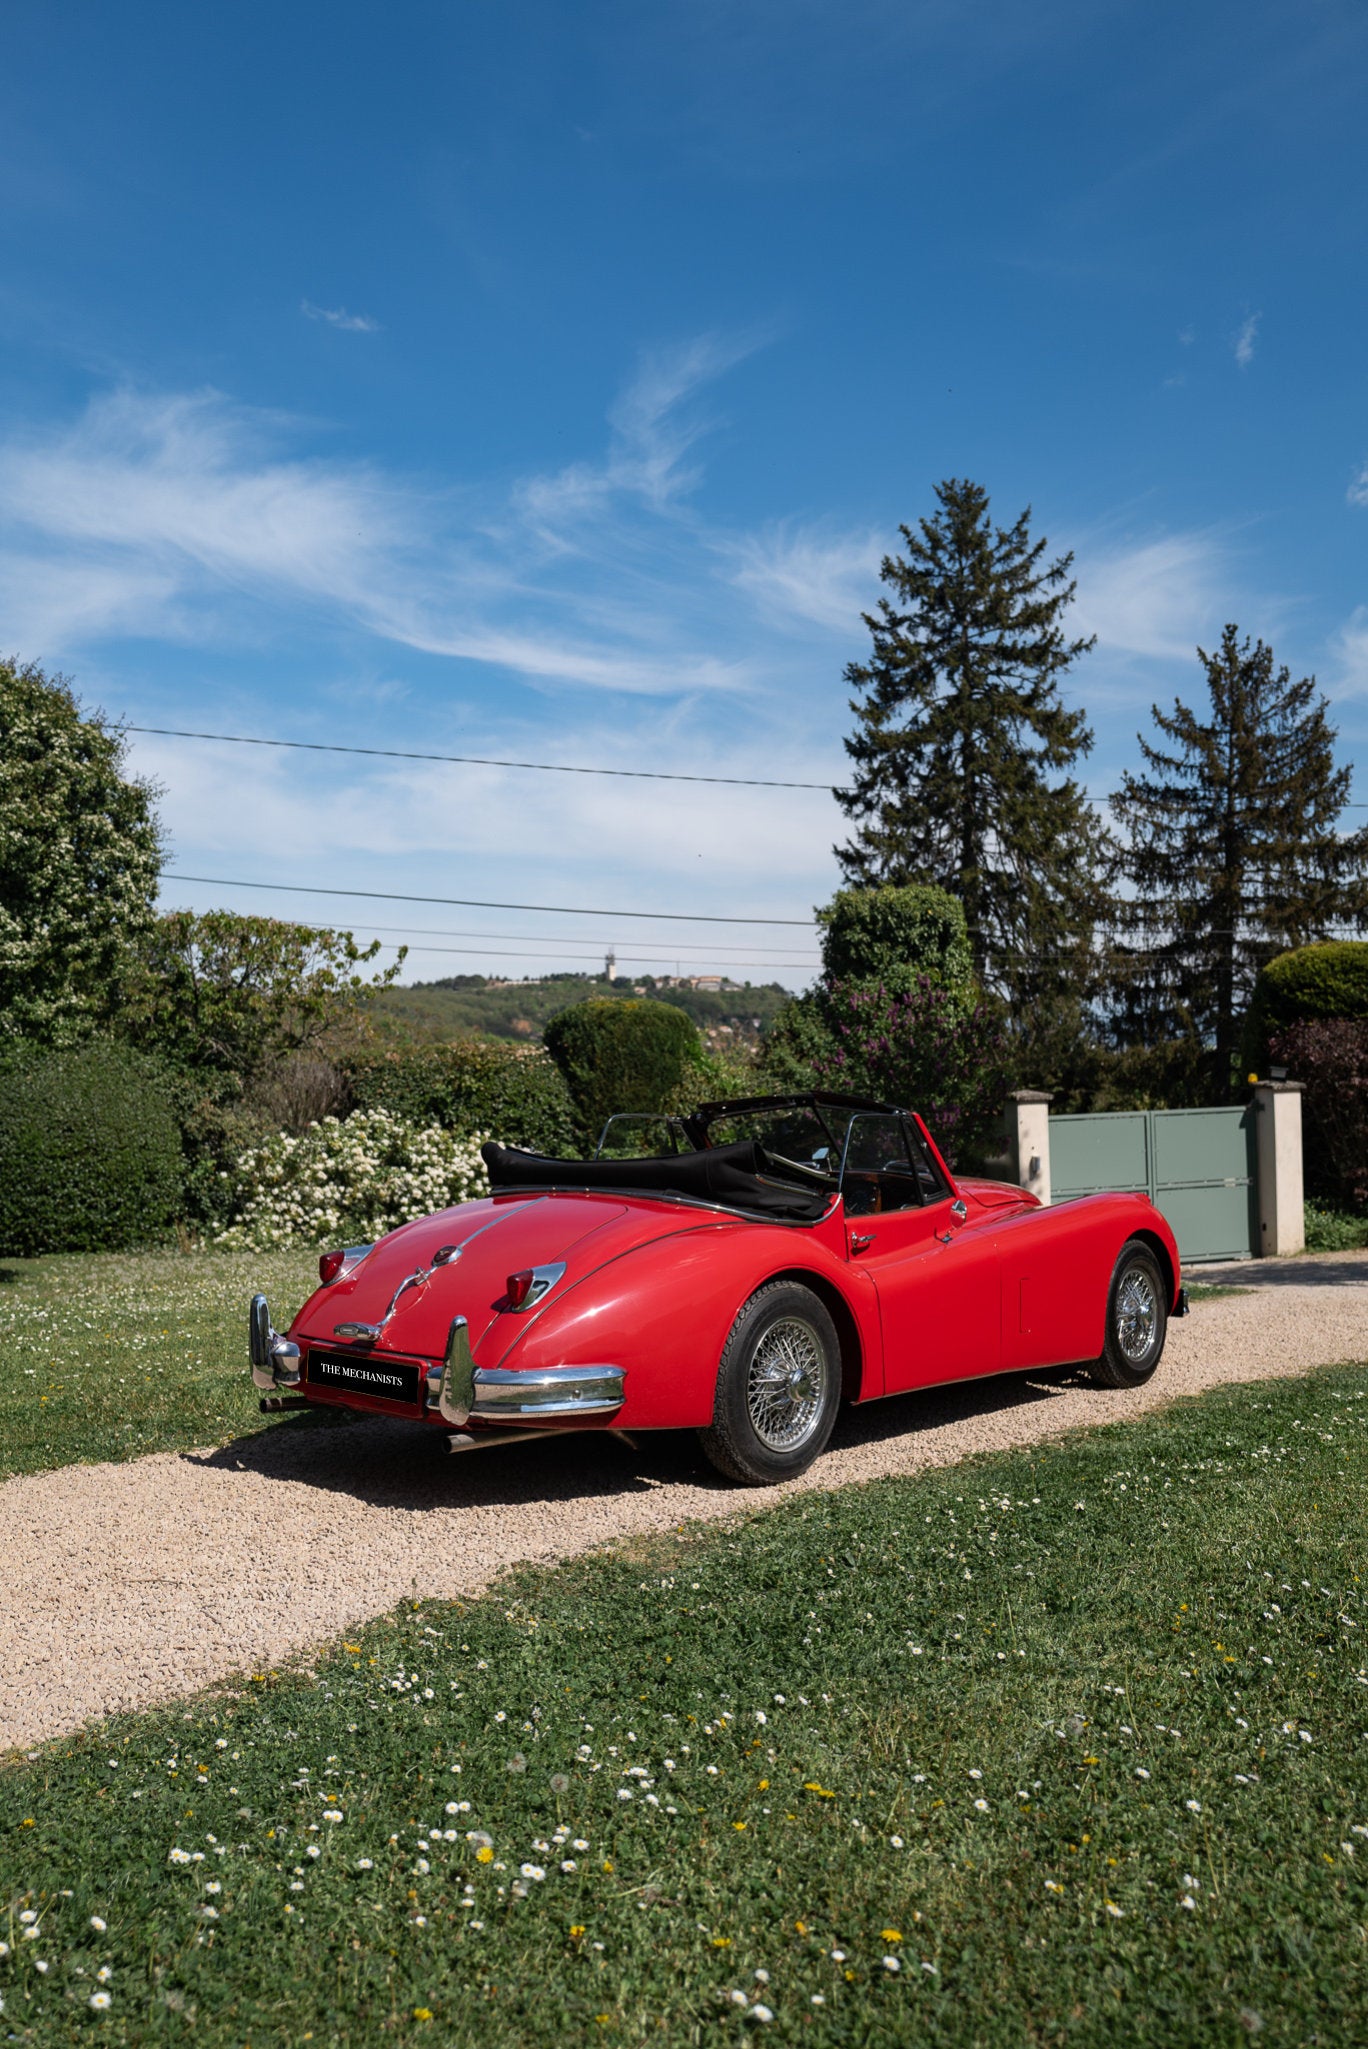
[4,1363,1368,2046]
[0,1248,319,1479]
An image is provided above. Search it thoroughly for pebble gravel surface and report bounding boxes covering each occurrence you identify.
[5,1252,1365,1754]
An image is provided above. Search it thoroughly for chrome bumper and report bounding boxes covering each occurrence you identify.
[430,1316,625,1427]
[249,1301,624,1427]
[249,1293,301,1391]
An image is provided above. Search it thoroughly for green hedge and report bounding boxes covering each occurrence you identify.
[542,998,700,1145]
[1243,942,1368,1075]
[0,1040,183,1254]
[343,1041,579,1155]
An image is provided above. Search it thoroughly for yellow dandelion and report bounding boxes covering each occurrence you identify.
[475,1846,494,1864]
[881,1928,902,1943]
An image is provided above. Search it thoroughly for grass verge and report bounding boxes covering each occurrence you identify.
[0,1248,319,1480]
[4,1363,1368,2045]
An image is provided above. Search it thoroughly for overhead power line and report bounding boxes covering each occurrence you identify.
[128,725,840,792]
[338,920,819,962]
[161,873,817,927]
[382,941,818,968]
[126,722,1368,804]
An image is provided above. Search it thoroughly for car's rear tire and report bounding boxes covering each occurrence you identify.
[698,1280,842,1486]
[1087,1240,1168,1389]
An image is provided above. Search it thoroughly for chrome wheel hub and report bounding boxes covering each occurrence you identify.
[747,1317,827,1452]
[1115,1266,1158,1361]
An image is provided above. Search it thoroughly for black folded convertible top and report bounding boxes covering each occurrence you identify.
[481,1138,830,1223]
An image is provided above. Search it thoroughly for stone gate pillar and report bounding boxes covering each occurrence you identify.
[1253,1081,1305,1257]
[1008,1090,1053,1206]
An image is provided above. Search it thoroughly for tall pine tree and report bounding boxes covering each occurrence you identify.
[835,479,1109,1043]
[1110,625,1368,1098]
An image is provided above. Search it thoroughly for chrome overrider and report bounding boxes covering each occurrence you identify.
[249,1293,302,1391]
[430,1316,626,1427]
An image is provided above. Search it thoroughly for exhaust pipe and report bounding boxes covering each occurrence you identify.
[445,1427,561,1454]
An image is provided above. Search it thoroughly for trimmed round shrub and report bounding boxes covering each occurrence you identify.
[0,1040,182,1254]
[343,1042,578,1155]
[1258,941,1368,1025]
[542,998,701,1145]
[1244,941,1368,1072]
[817,884,975,998]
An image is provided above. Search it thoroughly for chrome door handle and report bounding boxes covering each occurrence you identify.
[849,1232,875,1253]
[950,1199,968,1223]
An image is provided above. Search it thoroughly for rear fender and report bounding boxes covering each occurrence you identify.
[496,1225,875,1429]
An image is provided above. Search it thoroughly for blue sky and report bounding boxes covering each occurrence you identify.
[2,0,1365,989]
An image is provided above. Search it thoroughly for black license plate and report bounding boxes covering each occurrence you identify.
[307,1350,423,1405]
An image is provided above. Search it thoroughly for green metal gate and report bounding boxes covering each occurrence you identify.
[1050,1106,1258,1263]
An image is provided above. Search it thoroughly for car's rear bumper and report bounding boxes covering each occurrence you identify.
[249,1296,625,1429]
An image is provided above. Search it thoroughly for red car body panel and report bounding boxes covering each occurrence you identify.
[275,1115,1182,1437]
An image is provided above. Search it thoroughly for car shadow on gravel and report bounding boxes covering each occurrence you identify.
[1194,1253,1368,1288]
[184,1364,1090,1513]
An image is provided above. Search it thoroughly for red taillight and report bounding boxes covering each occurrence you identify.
[319,1249,346,1285]
[506,1269,533,1308]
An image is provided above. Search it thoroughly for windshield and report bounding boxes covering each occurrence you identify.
[694,1102,840,1174]
[594,1113,687,1159]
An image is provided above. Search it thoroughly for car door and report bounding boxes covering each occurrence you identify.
[841,1113,1001,1394]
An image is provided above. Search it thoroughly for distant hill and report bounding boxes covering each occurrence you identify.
[369,972,794,1050]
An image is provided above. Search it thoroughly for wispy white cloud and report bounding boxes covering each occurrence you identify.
[1233,311,1260,368]
[1328,605,1368,698]
[514,331,762,538]
[301,299,381,333]
[0,361,782,699]
[1071,526,1252,666]
[726,522,883,633]
[1348,461,1368,509]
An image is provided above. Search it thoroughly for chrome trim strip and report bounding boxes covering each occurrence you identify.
[467,1364,626,1418]
[334,1202,551,1343]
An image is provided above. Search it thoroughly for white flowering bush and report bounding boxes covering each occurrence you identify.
[215,1108,490,1248]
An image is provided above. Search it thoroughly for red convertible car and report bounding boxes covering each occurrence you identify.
[249,1092,1185,1486]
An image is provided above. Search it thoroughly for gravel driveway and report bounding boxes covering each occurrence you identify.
[5,1252,1366,1755]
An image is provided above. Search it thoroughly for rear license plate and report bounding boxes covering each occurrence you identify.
[307,1350,422,1405]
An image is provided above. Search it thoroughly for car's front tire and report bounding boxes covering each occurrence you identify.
[1087,1239,1168,1389]
[698,1280,841,1485]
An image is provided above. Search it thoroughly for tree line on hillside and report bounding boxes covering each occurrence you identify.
[370,973,792,1049]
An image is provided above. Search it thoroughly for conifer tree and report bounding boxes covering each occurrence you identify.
[1110,625,1368,1098]
[834,479,1109,1039]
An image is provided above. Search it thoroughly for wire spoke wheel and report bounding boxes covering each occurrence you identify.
[1115,1264,1158,1362]
[745,1316,827,1452]
[701,1281,841,1484]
